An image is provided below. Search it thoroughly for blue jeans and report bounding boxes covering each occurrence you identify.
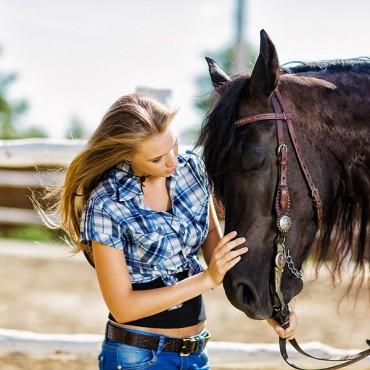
[98,321,210,370]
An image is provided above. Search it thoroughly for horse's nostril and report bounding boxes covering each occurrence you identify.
[237,281,258,306]
[227,278,272,320]
[241,283,254,303]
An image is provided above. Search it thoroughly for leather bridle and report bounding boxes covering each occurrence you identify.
[234,90,370,370]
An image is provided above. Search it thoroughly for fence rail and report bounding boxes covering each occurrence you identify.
[0,138,86,167]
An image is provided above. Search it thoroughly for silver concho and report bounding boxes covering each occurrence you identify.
[277,215,292,233]
[275,251,286,270]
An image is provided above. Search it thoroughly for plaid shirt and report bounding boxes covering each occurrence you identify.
[80,150,211,287]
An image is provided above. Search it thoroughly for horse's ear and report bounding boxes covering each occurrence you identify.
[205,56,231,94]
[249,30,280,97]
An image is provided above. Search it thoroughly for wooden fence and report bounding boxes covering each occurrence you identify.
[0,138,85,228]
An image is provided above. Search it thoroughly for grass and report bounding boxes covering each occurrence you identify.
[0,225,64,243]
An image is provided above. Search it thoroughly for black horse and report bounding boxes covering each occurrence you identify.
[196,30,369,323]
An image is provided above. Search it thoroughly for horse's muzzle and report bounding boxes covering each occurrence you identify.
[223,275,273,320]
[223,271,303,320]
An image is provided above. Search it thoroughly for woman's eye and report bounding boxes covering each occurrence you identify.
[151,158,161,164]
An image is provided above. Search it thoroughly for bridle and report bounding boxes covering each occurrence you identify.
[234,90,370,370]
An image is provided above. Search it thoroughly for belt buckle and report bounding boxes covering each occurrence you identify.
[179,336,198,357]
[203,330,211,344]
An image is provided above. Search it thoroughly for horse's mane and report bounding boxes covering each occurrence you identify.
[195,76,248,204]
[283,60,370,290]
[196,59,370,293]
[280,57,370,75]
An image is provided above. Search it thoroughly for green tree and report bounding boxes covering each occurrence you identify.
[180,42,257,145]
[0,71,28,139]
[0,47,48,139]
[64,116,89,140]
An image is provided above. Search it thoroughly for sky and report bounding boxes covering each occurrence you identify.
[1,0,369,139]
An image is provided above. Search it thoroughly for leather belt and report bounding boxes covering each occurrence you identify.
[106,323,210,357]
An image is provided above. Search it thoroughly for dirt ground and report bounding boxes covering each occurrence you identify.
[0,241,369,369]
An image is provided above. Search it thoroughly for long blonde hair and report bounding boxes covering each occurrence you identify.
[32,93,176,255]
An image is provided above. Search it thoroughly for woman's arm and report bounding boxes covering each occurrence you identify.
[92,229,247,323]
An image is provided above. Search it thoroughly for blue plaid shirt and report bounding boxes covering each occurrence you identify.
[80,150,211,287]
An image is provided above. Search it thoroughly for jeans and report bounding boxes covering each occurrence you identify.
[97,321,210,370]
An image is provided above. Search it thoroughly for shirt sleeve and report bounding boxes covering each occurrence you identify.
[80,196,126,249]
[185,149,213,197]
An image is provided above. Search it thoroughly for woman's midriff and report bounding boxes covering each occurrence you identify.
[109,319,206,338]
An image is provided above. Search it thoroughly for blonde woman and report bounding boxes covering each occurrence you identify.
[35,94,296,370]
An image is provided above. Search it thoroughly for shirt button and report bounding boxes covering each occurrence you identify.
[117,366,122,369]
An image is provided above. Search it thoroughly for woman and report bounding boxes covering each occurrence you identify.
[35,93,296,370]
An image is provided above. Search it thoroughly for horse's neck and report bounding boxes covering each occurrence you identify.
[280,73,370,158]
[280,73,370,211]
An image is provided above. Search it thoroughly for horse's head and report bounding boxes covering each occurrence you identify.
[198,30,324,320]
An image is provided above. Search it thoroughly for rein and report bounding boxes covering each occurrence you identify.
[234,90,370,370]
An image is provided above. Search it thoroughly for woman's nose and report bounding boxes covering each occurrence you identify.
[166,149,177,167]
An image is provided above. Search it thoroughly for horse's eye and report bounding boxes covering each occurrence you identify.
[240,145,266,173]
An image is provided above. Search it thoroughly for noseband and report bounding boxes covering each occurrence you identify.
[234,90,370,370]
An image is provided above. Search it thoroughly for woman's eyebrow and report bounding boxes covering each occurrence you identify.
[149,137,178,161]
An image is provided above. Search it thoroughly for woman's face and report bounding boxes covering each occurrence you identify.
[129,124,179,178]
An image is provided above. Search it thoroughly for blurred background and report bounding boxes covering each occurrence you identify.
[0,1,369,369]
[1,0,370,142]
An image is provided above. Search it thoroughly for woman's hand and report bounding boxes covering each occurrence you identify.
[266,312,297,340]
[205,231,248,288]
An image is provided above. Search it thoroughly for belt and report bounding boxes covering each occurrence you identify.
[106,323,210,357]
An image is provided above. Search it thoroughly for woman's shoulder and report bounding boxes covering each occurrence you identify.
[177,148,211,196]
[178,148,205,168]
[84,168,121,213]
[179,149,206,176]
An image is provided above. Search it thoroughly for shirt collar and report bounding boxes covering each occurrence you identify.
[114,153,191,202]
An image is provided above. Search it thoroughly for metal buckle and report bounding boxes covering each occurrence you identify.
[180,336,198,357]
[179,330,211,356]
[277,144,288,154]
[311,187,319,197]
[203,330,211,341]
